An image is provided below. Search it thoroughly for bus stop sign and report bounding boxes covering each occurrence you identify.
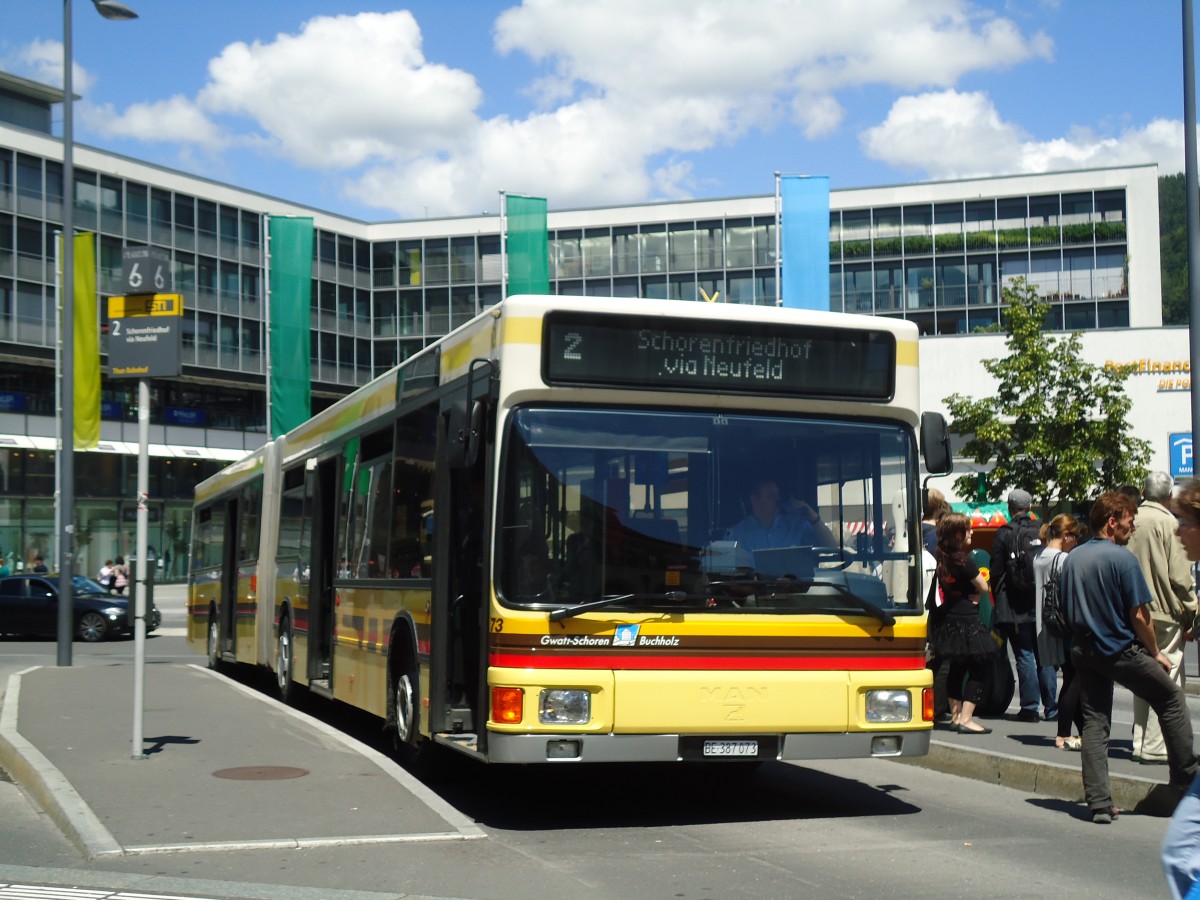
[107,293,183,379]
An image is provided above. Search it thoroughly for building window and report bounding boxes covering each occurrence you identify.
[582,228,612,277]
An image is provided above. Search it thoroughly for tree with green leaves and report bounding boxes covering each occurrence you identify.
[944,277,1150,512]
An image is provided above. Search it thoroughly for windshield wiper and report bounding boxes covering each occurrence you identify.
[802,576,896,626]
[711,573,897,626]
[549,591,687,623]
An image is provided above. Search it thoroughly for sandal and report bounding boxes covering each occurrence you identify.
[1056,736,1082,751]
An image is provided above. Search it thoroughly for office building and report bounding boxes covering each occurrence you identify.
[0,71,1169,577]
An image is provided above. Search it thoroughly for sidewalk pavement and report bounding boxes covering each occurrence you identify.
[901,711,1187,817]
[0,661,484,861]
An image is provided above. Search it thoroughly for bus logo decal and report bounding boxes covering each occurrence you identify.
[613,625,640,646]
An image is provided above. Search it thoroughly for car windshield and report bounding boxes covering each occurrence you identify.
[496,407,921,618]
[69,576,108,595]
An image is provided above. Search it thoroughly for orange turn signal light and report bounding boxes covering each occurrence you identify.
[922,687,935,722]
[492,686,524,724]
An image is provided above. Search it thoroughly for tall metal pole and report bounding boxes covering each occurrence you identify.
[58,0,76,666]
[132,376,149,758]
[774,171,782,306]
[57,0,139,666]
[1186,0,1200,445]
[499,191,508,301]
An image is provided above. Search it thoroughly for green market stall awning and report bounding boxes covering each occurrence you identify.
[950,502,1038,528]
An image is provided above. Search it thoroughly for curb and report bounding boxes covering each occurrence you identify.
[899,737,1181,815]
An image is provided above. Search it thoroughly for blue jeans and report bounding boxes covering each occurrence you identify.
[1010,621,1058,717]
[1164,773,1200,899]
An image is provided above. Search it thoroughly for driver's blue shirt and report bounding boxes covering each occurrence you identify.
[726,513,817,552]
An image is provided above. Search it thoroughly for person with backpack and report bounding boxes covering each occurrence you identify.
[989,488,1058,723]
[1034,514,1087,751]
[1128,472,1197,765]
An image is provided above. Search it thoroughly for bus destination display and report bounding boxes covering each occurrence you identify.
[544,312,895,400]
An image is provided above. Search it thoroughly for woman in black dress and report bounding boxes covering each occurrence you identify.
[929,513,998,734]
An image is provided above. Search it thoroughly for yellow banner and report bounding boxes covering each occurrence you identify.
[66,233,100,450]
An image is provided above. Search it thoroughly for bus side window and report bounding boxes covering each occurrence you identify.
[390,404,437,578]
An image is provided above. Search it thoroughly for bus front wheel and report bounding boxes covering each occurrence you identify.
[388,638,431,770]
[395,670,417,745]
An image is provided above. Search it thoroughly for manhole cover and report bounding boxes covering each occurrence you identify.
[212,765,309,781]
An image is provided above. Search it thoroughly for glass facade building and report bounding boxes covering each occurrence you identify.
[0,72,1163,580]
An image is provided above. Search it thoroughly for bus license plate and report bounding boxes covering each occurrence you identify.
[703,740,758,757]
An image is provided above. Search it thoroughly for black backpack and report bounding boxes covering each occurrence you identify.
[1004,517,1042,598]
[1041,553,1068,638]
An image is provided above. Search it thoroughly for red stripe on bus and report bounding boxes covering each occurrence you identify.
[488,654,927,671]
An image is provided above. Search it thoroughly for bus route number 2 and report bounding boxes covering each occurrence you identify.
[563,331,582,360]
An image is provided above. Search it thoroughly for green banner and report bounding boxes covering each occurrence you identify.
[268,217,314,439]
[505,195,550,296]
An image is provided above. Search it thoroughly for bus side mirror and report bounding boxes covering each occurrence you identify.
[446,398,487,469]
[920,412,953,476]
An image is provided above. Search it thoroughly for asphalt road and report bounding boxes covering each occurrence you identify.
[0,587,1187,899]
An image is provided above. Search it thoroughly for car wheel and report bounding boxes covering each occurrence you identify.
[77,611,108,643]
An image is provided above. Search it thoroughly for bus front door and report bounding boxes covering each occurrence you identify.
[431,398,491,744]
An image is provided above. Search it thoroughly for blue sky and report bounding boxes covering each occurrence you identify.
[3,1,1192,221]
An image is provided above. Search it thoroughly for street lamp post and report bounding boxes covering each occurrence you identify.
[58,0,138,666]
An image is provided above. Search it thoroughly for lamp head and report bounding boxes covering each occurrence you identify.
[93,1,138,20]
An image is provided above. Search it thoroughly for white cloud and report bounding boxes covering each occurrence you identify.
[29,2,1080,216]
[5,38,95,93]
[861,90,1184,178]
[197,11,482,169]
[82,97,227,151]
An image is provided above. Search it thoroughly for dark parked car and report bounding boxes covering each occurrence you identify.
[0,574,160,642]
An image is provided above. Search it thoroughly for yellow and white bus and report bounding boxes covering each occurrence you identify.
[188,295,952,765]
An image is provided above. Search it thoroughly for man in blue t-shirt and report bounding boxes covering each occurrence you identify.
[726,477,834,553]
[1062,491,1199,825]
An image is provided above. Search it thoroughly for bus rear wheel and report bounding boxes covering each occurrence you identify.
[276,614,297,703]
[206,607,221,669]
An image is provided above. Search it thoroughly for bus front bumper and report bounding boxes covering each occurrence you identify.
[483,729,931,764]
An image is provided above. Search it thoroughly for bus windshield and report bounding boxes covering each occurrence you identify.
[497,407,922,618]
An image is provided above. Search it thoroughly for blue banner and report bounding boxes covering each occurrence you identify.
[0,392,26,412]
[780,175,830,311]
[166,407,206,427]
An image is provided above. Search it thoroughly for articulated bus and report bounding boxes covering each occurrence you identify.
[188,295,952,766]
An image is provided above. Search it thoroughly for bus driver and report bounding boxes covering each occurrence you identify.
[726,477,835,552]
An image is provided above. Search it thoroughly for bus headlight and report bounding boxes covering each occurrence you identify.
[539,689,591,725]
[865,690,912,723]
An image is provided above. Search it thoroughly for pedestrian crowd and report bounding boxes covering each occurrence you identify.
[926,475,1200,898]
